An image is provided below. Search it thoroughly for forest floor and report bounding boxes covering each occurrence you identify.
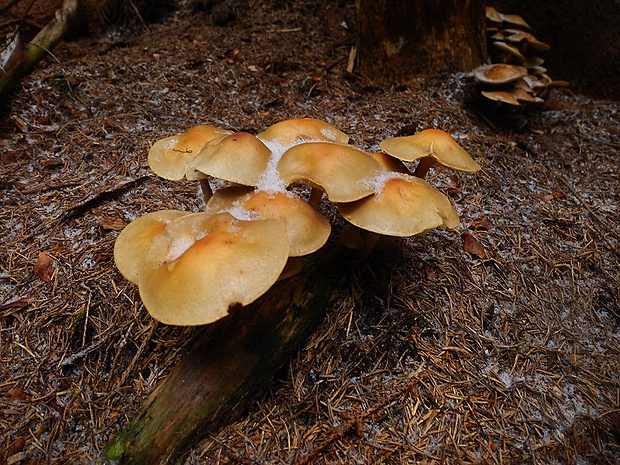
[1,2,619,464]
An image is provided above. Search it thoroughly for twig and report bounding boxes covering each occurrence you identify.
[293,363,427,464]
[58,175,153,222]
[59,328,121,367]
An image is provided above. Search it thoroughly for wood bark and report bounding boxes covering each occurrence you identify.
[98,246,345,464]
[356,0,486,80]
[0,0,78,102]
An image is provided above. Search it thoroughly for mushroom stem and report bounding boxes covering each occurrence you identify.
[413,157,435,178]
[308,187,324,209]
[198,178,214,203]
[361,231,382,258]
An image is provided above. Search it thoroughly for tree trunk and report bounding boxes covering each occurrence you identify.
[356,0,486,81]
[0,0,78,102]
[98,246,345,464]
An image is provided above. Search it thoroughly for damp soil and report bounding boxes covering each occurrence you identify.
[1,2,619,464]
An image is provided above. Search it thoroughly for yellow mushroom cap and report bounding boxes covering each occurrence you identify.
[206,186,331,256]
[379,129,480,173]
[338,174,459,237]
[148,125,233,181]
[186,132,272,186]
[138,212,289,326]
[369,152,411,174]
[113,210,190,284]
[257,118,350,146]
[277,142,383,202]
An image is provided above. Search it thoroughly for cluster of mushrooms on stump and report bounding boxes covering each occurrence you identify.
[114,118,480,326]
[473,6,568,107]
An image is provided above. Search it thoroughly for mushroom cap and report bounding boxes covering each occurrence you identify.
[148,125,232,181]
[485,6,502,23]
[492,41,526,61]
[473,63,528,85]
[186,132,272,185]
[506,31,551,52]
[277,142,383,202]
[206,186,331,256]
[481,90,521,106]
[379,129,480,173]
[369,152,411,174]
[113,210,190,284]
[523,56,545,69]
[338,174,459,237]
[509,88,544,104]
[139,212,289,326]
[499,13,531,30]
[257,118,350,146]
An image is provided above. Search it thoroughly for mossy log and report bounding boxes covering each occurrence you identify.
[0,0,78,102]
[98,246,345,464]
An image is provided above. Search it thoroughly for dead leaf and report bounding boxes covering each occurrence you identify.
[530,192,554,202]
[279,76,293,86]
[34,252,55,282]
[99,218,127,231]
[470,219,492,230]
[462,232,487,259]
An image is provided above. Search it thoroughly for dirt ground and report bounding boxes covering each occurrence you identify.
[1,1,619,464]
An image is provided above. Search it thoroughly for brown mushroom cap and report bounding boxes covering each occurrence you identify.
[338,174,459,237]
[138,212,289,326]
[148,125,232,181]
[492,41,526,62]
[113,210,190,285]
[499,13,531,30]
[186,132,272,186]
[277,142,383,202]
[485,6,503,24]
[379,128,480,173]
[257,118,349,147]
[506,31,551,52]
[473,63,528,85]
[481,90,521,106]
[509,88,544,104]
[206,186,331,256]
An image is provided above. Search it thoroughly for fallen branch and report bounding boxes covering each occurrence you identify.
[0,0,78,102]
[98,245,346,464]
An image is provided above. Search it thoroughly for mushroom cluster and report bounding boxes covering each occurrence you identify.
[474,7,567,107]
[114,119,480,326]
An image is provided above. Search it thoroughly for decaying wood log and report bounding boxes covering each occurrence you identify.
[98,245,346,464]
[0,0,78,102]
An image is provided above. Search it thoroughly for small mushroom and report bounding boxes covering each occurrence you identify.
[473,63,528,85]
[485,6,503,24]
[138,212,289,326]
[206,186,331,257]
[187,132,272,188]
[505,31,551,53]
[148,125,233,202]
[113,210,190,285]
[498,13,531,30]
[379,128,480,178]
[509,88,544,105]
[481,90,521,106]
[257,118,349,147]
[492,41,526,62]
[277,142,383,208]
